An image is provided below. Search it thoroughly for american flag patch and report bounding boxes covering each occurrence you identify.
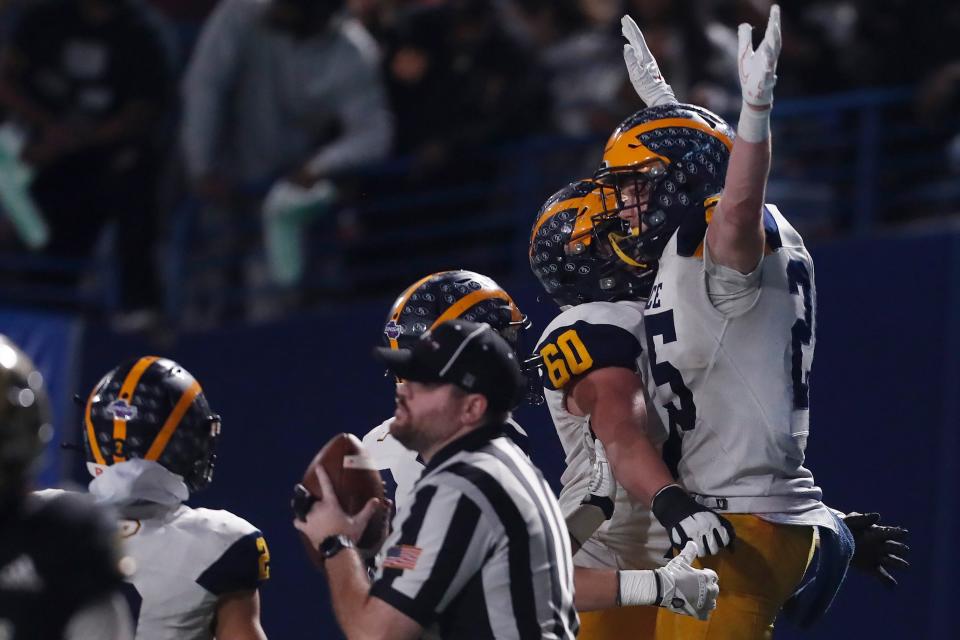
[382,545,422,570]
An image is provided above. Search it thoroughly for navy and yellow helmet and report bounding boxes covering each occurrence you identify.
[530,179,656,306]
[383,270,529,356]
[596,103,734,267]
[0,335,51,499]
[83,357,220,492]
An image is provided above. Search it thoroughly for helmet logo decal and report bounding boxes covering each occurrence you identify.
[384,320,402,341]
[106,399,138,421]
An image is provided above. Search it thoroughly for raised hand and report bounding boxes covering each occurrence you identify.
[621,15,678,107]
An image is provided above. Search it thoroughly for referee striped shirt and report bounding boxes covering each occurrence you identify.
[370,423,578,639]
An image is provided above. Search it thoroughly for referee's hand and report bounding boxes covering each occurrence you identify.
[293,466,385,550]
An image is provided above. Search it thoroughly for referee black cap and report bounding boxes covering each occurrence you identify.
[374,320,525,412]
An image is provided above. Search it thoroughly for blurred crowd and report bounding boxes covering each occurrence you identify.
[0,0,957,328]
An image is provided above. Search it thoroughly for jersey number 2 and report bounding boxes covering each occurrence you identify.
[787,259,813,410]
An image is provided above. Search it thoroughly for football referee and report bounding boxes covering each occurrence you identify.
[295,319,578,639]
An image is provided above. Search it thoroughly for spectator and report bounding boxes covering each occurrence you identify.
[625,0,732,106]
[180,0,392,295]
[0,0,173,320]
[536,0,633,136]
[181,0,391,214]
[384,0,545,167]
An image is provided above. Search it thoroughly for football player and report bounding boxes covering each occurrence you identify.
[0,335,133,640]
[561,5,905,638]
[45,357,270,639]
[363,270,719,621]
[531,179,721,637]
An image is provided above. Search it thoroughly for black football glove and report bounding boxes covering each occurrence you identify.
[652,484,735,558]
[844,511,909,587]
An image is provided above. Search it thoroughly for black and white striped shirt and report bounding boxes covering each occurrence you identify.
[370,423,578,639]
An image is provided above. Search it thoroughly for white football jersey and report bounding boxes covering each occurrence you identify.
[644,203,832,526]
[34,490,269,640]
[119,504,269,640]
[536,301,671,570]
[362,417,530,514]
[362,418,424,512]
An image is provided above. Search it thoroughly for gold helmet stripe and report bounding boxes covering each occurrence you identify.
[386,272,437,350]
[112,356,159,463]
[609,117,734,154]
[145,380,202,462]
[529,191,587,251]
[431,288,519,330]
[694,195,723,258]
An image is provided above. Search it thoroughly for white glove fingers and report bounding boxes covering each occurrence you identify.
[766,5,782,53]
[678,540,698,564]
[737,23,753,58]
[623,43,635,65]
[716,523,731,548]
[621,15,649,58]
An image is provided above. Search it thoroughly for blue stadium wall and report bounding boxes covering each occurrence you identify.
[6,224,957,638]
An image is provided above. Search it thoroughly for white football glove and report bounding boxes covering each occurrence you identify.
[737,4,782,108]
[621,15,678,107]
[657,541,720,620]
[618,541,720,620]
[651,484,735,557]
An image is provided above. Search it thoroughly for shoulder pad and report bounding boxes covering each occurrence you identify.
[361,418,393,448]
[181,507,261,541]
[189,509,269,595]
[763,203,805,250]
[536,302,644,391]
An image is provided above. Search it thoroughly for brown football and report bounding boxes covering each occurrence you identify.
[298,433,387,567]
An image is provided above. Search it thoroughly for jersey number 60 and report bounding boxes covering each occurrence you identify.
[540,330,594,388]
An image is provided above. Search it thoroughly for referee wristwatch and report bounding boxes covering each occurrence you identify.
[318,534,355,560]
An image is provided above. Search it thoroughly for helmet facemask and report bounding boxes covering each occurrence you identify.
[530,180,660,306]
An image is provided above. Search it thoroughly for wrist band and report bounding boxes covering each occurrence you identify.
[618,569,659,607]
[737,103,771,143]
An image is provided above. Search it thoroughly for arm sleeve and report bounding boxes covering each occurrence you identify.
[702,232,763,315]
[304,31,393,175]
[369,483,491,628]
[536,319,644,391]
[179,0,251,178]
[195,531,270,595]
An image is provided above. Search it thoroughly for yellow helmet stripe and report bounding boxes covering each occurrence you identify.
[617,117,734,152]
[694,195,723,258]
[530,195,584,251]
[145,380,202,462]
[431,289,518,330]
[387,273,437,350]
[85,391,106,465]
[112,356,159,463]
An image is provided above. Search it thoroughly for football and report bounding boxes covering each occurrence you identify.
[296,432,387,567]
